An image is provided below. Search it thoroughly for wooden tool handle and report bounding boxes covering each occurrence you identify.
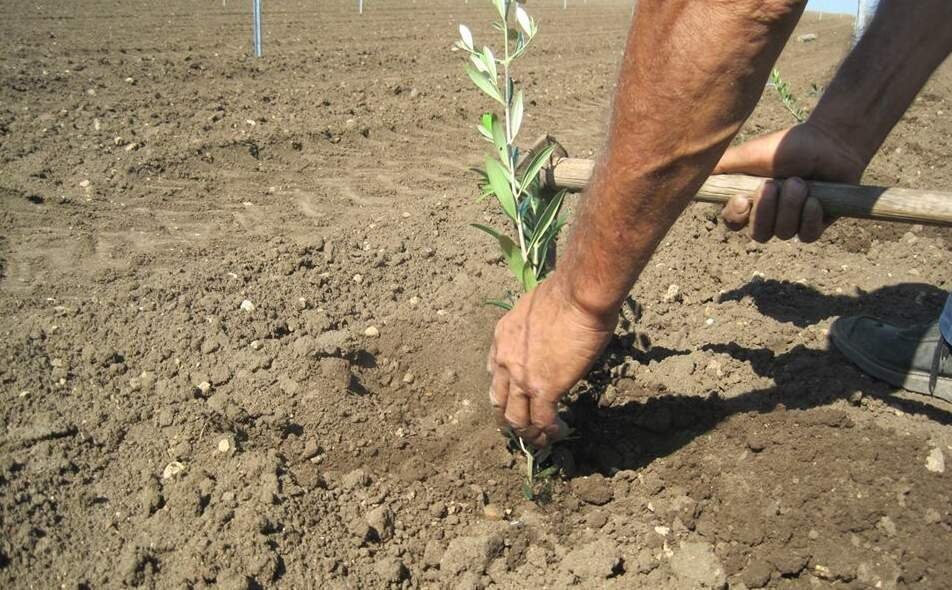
[548,157,952,227]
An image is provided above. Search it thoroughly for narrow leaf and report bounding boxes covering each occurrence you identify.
[482,46,498,82]
[515,5,532,35]
[521,264,538,292]
[483,158,517,222]
[492,0,506,20]
[465,65,504,105]
[510,88,524,140]
[519,144,556,197]
[472,223,525,282]
[485,299,513,311]
[459,24,474,50]
[470,53,488,73]
[525,190,565,254]
[490,116,510,169]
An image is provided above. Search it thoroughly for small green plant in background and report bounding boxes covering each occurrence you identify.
[456,0,568,310]
[770,68,806,123]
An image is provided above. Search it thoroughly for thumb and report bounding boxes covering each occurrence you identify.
[721,195,751,231]
[713,130,788,177]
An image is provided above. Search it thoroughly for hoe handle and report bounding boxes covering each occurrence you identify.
[547,157,952,227]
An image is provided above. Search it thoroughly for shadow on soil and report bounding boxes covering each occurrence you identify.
[562,280,952,477]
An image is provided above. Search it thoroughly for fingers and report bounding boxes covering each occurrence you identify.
[490,366,563,448]
[503,387,562,449]
[726,178,829,243]
[503,386,531,439]
[772,177,808,240]
[798,196,825,243]
[750,180,778,243]
[489,368,509,428]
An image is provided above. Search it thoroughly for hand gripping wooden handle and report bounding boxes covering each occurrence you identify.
[547,156,952,227]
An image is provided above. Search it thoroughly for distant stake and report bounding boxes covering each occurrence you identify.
[359,0,363,15]
[252,0,263,57]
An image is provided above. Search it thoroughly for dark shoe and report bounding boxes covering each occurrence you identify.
[829,316,952,403]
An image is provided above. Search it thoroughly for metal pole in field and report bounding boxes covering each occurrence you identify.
[252,0,263,57]
[853,0,879,46]
[359,0,363,14]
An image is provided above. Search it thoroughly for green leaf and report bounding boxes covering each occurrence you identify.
[515,4,532,35]
[525,190,565,254]
[510,89,524,140]
[466,65,504,106]
[459,24,474,51]
[536,465,559,480]
[470,53,488,73]
[521,264,538,292]
[480,112,495,139]
[472,223,525,282]
[519,144,556,197]
[492,0,506,20]
[484,158,517,222]
[490,116,510,169]
[485,298,513,311]
[477,112,494,142]
[522,479,534,500]
[482,46,498,82]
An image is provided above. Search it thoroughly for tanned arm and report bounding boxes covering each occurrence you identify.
[489,0,808,447]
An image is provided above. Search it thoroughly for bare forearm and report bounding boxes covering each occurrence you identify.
[811,0,952,166]
[558,0,806,317]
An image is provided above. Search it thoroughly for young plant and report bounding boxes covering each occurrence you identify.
[456,0,568,309]
[770,68,806,123]
[510,431,559,501]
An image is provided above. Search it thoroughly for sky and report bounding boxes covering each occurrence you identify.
[807,0,859,14]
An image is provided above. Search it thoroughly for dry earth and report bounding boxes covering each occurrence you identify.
[1,1,951,588]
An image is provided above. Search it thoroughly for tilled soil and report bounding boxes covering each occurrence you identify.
[1,1,951,588]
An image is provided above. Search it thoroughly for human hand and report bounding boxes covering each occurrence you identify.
[487,273,616,448]
[714,122,868,243]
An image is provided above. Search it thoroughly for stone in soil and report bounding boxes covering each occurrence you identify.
[365,505,395,541]
[669,541,727,589]
[439,532,503,576]
[373,557,407,583]
[561,538,622,580]
[570,474,613,505]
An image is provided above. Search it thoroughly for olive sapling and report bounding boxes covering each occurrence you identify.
[456,0,568,309]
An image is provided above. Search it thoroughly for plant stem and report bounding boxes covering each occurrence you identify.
[501,1,529,270]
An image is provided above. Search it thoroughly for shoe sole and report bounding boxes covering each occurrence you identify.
[830,323,952,404]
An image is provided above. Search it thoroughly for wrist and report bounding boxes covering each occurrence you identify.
[800,116,871,181]
[549,268,621,329]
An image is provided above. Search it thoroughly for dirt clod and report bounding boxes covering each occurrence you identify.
[571,474,613,505]
[670,542,726,589]
[562,538,622,580]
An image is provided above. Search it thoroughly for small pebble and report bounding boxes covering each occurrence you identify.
[926,447,945,473]
[240,299,255,312]
[402,372,415,384]
[162,461,186,479]
[364,326,380,338]
[353,274,364,284]
[217,438,232,453]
